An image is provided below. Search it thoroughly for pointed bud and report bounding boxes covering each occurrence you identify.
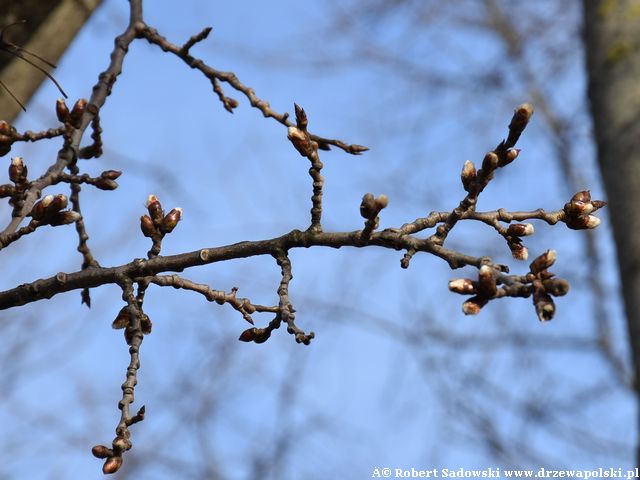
[95,177,118,190]
[100,170,122,180]
[91,445,113,459]
[509,242,529,261]
[348,144,369,155]
[146,194,164,225]
[529,249,557,274]
[543,278,570,297]
[140,215,155,237]
[477,265,497,298]
[461,160,477,192]
[507,223,534,237]
[462,296,488,315]
[9,156,26,183]
[160,207,182,233]
[56,98,70,123]
[448,278,476,295]
[102,456,123,475]
[238,328,256,342]
[112,307,130,329]
[571,190,591,203]
[69,98,87,128]
[294,103,308,129]
[564,200,594,216]
[30,194,54,220]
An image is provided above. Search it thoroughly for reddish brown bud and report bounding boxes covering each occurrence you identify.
[0,183,14,197]
[91,445,113,459]
[112,307,130,329]
[9,156,26,183]
[564,200,594,216]
[448,278,476,295]
[462,296,488,315]
[461,160,477,192]
[509,242,529,261]
[140,215,155,237]
[287,125,316,156]
[510,103,534,130]
[160,207,182,233]
[565,214,601,230]
[533,290,555,322]
[477,265,497,298]
[30,194,54,220]
[529,249,557,274]
[294,103,308,129]
[56,98,70,123]
[69,98,87,128]
[0,120,11,135]
[102,456,123,475]
[140,314,152,335]
[571,190,591,203]
[507,223,534,237]
[49,193,68,212]
[238,328,256,342]
[146,194,164,225]
[348,144,369,155]
[500,148,520,167]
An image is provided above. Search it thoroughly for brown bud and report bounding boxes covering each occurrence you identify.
[294,103,308,129]
[462,296,488,315]
[111,307,130,329]
[140,314,152,335]
[0,183,15,198]
[0,120,11,135]
[30,194,54,220]
[564,200,594,216]
[533,290,555,322]
[509,103,534,131]
[374,194,388,210]
[146,194,164,225]
[95,178,119,190]
[543,278,570,297]
[49,193,68,212]
[500,148,520,167]
[348,144,369,155]
[101,170,122,180]
[112,436,132,452]
[56,98,70,123]
[91,445,113,459]
[160,207,182,233]
[529,249,557,275]
[509,242,529,261]
[448,278,476,295]
[360,193,377,219]
[238,327,256,342]
[565,214,601,230]
[590,200,607,211]
[69,98,87,128]
[49,210,81,226]
[570,190,591,203]
[461,160,477,192]
[9,156,27,183]
[477,265,497,298]
[507,223,534,237]
[140,215,155,237]
[481,151,499,172]
[102,456,123,475]
[287,126,315,156]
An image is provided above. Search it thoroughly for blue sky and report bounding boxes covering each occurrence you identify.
[0,1,633,479]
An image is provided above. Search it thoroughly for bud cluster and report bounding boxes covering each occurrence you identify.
[527,249,569,322]
[505,223,534,261]
[287,103,318,157]
[29,193,80,226]
[140,195,183,239]
[57,98,88,129]
[563,190,606,230]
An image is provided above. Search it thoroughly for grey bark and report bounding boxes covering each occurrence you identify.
[583,0,640,466]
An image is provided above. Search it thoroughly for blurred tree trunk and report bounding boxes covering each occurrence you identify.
[0,0,102,122]
[583,0,640,467]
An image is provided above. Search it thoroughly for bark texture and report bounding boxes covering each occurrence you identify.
[583,0,640,465]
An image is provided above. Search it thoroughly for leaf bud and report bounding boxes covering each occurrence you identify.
[481,151,499,172]
[529,249,557,274]
[91,445,113,459]
[374,194,388,210]
[146,194,164,225]
[461,160,477,192]
[448,278,476,295]
[360,193,376,219]
[56,98,70,123]
[507,223,534,237]
[160,207,182,233]
[69,98,87,128]
[111,307,130,329]
[102,456,123,475]
[49,210,81,226]
[95,178,119,190]
[500,148,521,167]
[9,156,26,183]
[477,265,497,298]
[543,278,570,297]
[509,103,534,131]
[462,296,488,315]
[566,214,601,230]
[509,242,529,261]
[101,170,122,180]
[140,215,155,237]
[287,126,315,156]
